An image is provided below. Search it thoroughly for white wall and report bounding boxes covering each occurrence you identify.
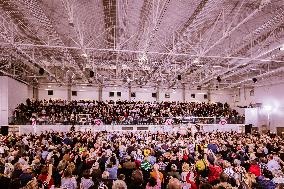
[0,77,29,125]
[0,77,9,125]
[37,84,237,104]
[38,85,68,100]
[254,83,284,132]
[238,82,284,132]
[102,86,129,101]
[8,78,29,117]
[131,87,157,102]
[71,86,99,101]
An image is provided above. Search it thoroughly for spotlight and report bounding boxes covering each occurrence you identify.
[252,78,257,83]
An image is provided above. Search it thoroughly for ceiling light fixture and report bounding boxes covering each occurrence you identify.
[81,53,88,58]
[138,53,148,62]
[213,65,222,68]
[261,59,270,62]
[193,58,199,64]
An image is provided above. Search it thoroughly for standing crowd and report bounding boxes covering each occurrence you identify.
[0,129,283,189]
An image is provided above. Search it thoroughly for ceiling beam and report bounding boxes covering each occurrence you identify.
[220,65,284,90]
[1,41,284,64]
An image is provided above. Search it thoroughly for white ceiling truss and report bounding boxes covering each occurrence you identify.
[0,0,284,89]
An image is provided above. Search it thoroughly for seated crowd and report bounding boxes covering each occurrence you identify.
[0,130,283,189]
[12,99,244,125]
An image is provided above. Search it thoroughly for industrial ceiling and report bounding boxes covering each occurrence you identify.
[0,0,284,90]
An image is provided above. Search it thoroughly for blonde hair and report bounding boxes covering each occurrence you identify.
[182,163,190,172]
[112,180,127,189]
[243,173,256,187]
[102,171,110,179]
[153,164,159,171]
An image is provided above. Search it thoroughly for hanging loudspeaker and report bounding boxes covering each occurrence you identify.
[39,68,44,75]
[90,70,94,78]
[217,76,221,82]
[177,75,181,80]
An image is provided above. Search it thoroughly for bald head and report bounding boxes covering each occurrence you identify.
[168,178,182,189]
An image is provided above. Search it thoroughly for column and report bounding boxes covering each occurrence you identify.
[98,85,103,101]
[182,84,186,102]
[128,86,131,101]
[207,89,211,103]
[32,87,39,100]
[156,87,160,102]
[67,84,72,101]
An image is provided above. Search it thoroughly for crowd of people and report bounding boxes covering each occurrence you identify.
[12,99,244,125]
[0,129,283,189]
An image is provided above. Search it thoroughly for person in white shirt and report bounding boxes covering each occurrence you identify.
[267,155,281,172]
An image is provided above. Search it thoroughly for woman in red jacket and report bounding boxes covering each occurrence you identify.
[248,159,261,177]
[38,166,54,189]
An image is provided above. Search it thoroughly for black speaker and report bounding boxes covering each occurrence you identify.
[245,124,252,134]
[47,90,53,96]
[39,68,44,75]
[131,92,136,97]
[152,93,157,98]
[72,91,77,96]
[252,78,257,83]
[217,76,221,82]
[1,126,9,136]
[90,70,94,78]
[177,75,181,80]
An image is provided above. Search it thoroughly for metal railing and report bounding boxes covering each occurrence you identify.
[9,114,244,125]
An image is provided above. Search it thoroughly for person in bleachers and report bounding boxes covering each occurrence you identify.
[12,99,244,125]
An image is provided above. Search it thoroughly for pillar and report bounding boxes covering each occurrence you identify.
[98,85,103,101]
[128,86,132,101]
[67,84,72,101]
[207,89,211,103]
[32,86,39,100]
[156,87,160,102]
[182,84,186,102]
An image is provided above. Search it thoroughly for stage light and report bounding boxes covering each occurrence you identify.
[263,105,272,112]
